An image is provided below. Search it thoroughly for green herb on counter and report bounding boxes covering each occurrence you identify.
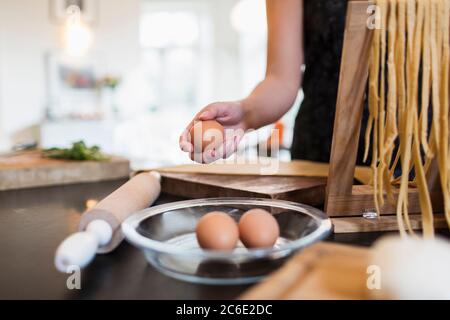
[43,141,110,161]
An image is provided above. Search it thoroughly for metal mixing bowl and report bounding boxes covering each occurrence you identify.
[122,198,332,285]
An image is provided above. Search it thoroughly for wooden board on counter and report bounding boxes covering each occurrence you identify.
[156,159,372,185]
[153,160,372,206]
[160,172,327,205]
[0,151,130,191]
[240,242,371,300]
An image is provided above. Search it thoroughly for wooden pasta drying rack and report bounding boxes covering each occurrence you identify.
[325,0,446,233]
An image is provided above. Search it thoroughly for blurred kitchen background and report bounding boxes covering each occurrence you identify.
[0,0,301,169]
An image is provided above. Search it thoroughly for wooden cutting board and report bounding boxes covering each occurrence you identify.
[153,160,372,206]
[156,160,372,184]
[240,242,371,300]
[160,172,327,205]
[0,150,130,191]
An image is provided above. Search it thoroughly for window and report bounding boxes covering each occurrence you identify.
[139,5,212,111]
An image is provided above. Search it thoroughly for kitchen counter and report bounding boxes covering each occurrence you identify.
[0,179,389,299]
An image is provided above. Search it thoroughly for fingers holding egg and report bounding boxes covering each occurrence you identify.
[189,120,224,154]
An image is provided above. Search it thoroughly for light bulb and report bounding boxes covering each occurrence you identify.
[63,5,93,57]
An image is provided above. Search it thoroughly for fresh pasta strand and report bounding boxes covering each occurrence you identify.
[368,5,382,215]
[382,0,398,204]
[409,0,434,237]
[377,0,388,208]
[430,0,442,152]
[388,0,407,183]
[396,0,418,236]
[419,0,433,159]
[411,0,434,236]
[438,0,450,228]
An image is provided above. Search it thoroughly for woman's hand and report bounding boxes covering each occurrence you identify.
[179,101,248,163]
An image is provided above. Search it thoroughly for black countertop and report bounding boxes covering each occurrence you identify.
[0,179,389,300]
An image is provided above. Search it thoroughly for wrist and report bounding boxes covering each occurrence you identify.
[239,99,254,131]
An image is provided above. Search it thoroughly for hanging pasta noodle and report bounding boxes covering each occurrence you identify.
[383,0,398,204]
[377,0,388,209]
[438,0,450,229]
[366,2,382,215]
[419,0,432,159]
[410,0,434,237]
[366,0,450,237]
[388,0,406,186]
[398,0,421,235]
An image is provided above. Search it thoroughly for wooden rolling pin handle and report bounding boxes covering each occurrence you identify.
[78,171,161,254]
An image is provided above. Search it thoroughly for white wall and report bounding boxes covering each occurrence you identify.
[0,6,6,150]
[95,0,140,75]
[0,0,140,151]
[210,0,241,101]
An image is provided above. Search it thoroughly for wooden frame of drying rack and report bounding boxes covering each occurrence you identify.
[324,0,446,233]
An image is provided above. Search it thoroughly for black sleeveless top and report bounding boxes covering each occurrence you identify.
[290,0,369,164]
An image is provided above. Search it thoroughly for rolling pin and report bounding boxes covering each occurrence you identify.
[55,171,161,272]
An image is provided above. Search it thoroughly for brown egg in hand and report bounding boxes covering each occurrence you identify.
[238,209,280,249]
[196,211,239,250]
[189,120,224,153]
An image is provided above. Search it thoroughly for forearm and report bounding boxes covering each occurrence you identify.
[242,75,300,129]
[242,0,303,130]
